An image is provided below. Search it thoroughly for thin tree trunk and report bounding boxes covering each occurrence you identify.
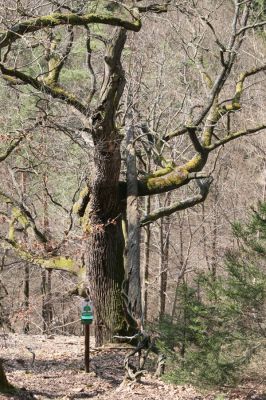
[158,213,170,320]
[41,171,53,334]
[142,195,151,323]
[21,172,30,334]
[47,269,53,329]
[158,193,171,320]
[171,215,185,321]
[126,112,142,324]
[23,263,30,334]
[41,269,47,333]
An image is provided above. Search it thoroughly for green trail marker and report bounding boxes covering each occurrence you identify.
[81,299,93,372]
[81,301,93,325]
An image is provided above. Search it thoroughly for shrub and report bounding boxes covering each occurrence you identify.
[157,203,266,386]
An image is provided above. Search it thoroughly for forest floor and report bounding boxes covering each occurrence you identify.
[0,334,265,400]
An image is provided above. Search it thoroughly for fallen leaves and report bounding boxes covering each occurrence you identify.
[0,334,265,400]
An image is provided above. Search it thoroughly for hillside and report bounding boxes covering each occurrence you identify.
[1,334,265,400]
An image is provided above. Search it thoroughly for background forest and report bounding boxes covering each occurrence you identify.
[0,0,265,397]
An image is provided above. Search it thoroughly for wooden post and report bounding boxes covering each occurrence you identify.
[84,324,90,372]
[81,299,93,372]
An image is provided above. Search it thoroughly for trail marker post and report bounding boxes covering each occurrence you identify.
[81,299,93,372]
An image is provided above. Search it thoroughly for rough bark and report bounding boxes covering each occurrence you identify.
[85,142,126,345]
[83,28,132,345]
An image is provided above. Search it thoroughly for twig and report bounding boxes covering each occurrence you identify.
[26,346,36,367]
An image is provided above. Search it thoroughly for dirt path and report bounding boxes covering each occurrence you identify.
[0,334,265,400]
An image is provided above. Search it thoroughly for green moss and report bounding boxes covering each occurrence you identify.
[223,102,241,111]
[146,167,188,191]
[2,75,19,85]
[12,207,29,228]
[184,154,204,172]
[0,193,11,205]
[2,238,79,275]
[30,253,78,274]
[0,12,141,50]
[8,222,15,241]
[78,189,92,233]
[8,207,29,241]
[145,162,176,180]
[81,208,92,234]
[22,12,141,31]
[73,185,90,218]
[49,85,77,101]
[43,59,61,86]
[202,98,242,148]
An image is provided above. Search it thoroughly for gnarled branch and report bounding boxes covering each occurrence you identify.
[0,12,141,50]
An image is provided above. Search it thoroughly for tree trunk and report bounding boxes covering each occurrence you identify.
[23,263,30,334]
[46,269,53,330]
[41,270,47,333]
[158,214,170,320]
[83,28,129,346]
[41,270,53,334]
[0,360,13,393]
[126,112,142,324]
[85,142,126,345]
[158,195,171,321]
[21,172,30,334]
[142,195,151,323]
[41,171,53,333]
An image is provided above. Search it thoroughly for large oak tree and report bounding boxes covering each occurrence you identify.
[0,0,266,345]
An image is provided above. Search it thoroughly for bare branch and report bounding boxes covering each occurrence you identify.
[85,26,97,105]
[140,178,213,226]
[187,126,207,155]
[236,20,266,36]
[0,63,88,115]
[0,190,48,243]
[137,1,171,14]
[206,125,266,151]
[0,137,23,161]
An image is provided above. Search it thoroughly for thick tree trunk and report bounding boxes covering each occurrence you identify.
[84,28,129,345]
[85,143,126,345]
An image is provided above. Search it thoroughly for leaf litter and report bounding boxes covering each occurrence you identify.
[0,334,265,400]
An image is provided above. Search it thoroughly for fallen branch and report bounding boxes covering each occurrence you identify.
[114,331,165,382]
